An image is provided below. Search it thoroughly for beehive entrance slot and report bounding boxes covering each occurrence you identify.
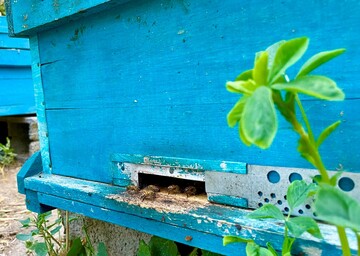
[138,173,206,196]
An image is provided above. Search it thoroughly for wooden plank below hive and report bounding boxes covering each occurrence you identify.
[22,173,357,255]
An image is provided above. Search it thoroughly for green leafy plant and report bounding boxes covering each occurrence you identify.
[224,37,360,255]
[0,137,16,176]
[17,211,108,256]
[225,180,321,255]
[137,236,222,256]
[17,211,64,256]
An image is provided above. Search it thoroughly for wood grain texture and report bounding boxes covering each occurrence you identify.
[7,1,360,254]
[22,173,356,255]
[29,35,51,173]
[5,0,132,36]
[0,17,34,116]
[27,0,359,183]
[17,151,42,194]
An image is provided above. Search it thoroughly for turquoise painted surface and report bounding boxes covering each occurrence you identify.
[5,0,132,36]
[0,16,34,116]
[207,193,248,208]
[17,151,42,193]
[7,0,360,254]
[21,172,356,255]
[23,0,358,184]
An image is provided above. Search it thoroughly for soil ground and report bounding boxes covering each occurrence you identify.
[0,162,29,256]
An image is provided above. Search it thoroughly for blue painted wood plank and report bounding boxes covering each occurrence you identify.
[0,34,30,50]
[0,49,30,67]
[0,17,30,49]
[207,193,248,208]
[0,16,8,33]
[45,100,359,184]
[0,71,35,116]
[17,151,42,194]
[22,174,356,255]
[111,154,247,174]
[37,193,245,256]
[22,0,358,183]
[5,0,132,36]
[28,35,51,173]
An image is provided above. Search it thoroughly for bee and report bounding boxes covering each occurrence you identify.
[167,185,181,194]
[184,186,197,197]
[140,190,156,201]
[126,185,140,194]
[143,185,160,192]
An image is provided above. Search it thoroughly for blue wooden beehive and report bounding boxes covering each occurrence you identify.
[6,1,360,254]
[0,16,33,116]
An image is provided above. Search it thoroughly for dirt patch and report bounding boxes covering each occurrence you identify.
[0,162,30,256]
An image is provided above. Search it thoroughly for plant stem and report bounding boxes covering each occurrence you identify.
[295,94,315,144]
[356,232,360,256]
[66,211,69,252]
[291,99,330,182]
[336,227,351,256]
[293,97,351,255]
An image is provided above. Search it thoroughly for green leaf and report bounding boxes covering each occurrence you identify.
[246,243,274,256]
[297,48,346,77]
[329,171,343,187]
[286,216,322,239]
[248,204,285,220]
[241,86,277,149]
[19,217,31,227]
[227,96,248,127]
[268,37,309,84]
[67,237,87,256]
[253,51,269,85]
[287,180,317,210]
[223,236,253,246]
[31,229,39,236]
[235,69,253,81]
[16,233,32,241]
[137,240,151,256]
[265,40,286,70]
[272,75,345,101]
[97,242,109,256]
[281,237,295,255]
[188,248,198,256]
[239,123,252,146]
[317,120,341,147]
[50,225,62,235]
[226,80,256,95]
[297,136,316,167]
[315,185,360,232]
[266,242,278,256]
[149,237,179,256]
[33,242,48,256]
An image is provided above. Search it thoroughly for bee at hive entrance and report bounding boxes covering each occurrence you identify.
[137,172,206,199]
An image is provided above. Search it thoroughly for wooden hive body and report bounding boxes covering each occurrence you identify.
[7,1,360,254]
[0,16,33,116]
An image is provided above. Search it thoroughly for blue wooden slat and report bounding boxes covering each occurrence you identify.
[0,33,30,49]
[0,16,8,33]
[29,35,51,173]
[111,154,247,174]
[0,67,32,79]
[0,74,35,116]
[17,151,42,194]
[25,0,359,183]
[0,49,30,66]
[0,17,30,49]
[22,174,355,255]
[38,193,245,256]
[6,0,132,36]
